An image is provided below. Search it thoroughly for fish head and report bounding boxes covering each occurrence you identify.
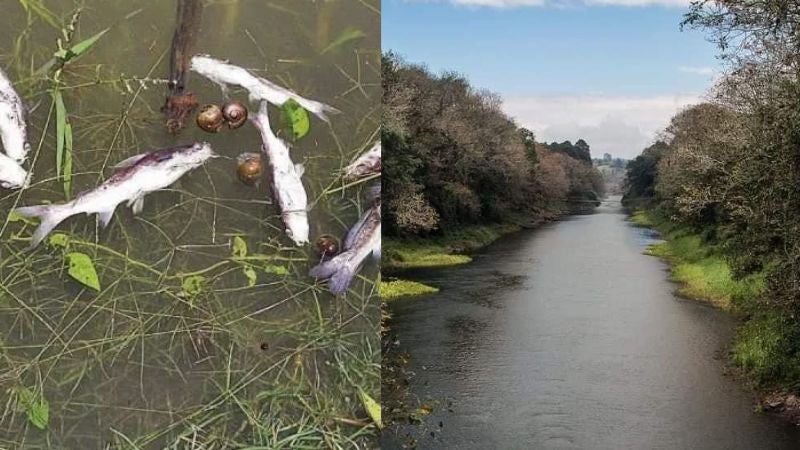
[284,214,309,246]
[168,142,218,169]
[0,160,29,189]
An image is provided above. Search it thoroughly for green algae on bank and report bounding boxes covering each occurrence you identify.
[380,280,439,300]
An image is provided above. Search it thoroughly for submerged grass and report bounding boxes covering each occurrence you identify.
[0,1,381,448]
[379,280,439,300]
[384,223,520,270]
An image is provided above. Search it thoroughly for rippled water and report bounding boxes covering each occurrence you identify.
[383,197,800,449]
[0,1,379,448]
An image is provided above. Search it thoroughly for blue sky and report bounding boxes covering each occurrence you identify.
[383,0,723,158]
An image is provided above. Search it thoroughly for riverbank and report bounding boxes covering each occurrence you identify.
[630,209,800,426]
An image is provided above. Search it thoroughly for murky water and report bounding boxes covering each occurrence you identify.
[0,1,379,448]
[382,197,800,449]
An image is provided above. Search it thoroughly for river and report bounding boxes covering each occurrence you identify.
[382,196,800,449]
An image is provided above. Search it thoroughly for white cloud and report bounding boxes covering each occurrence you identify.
[503,94,701,158]
[411,0,690,8]
[679,65,715,76]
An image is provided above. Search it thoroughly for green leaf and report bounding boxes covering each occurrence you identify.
[263,264,288,276]
[358,389,382,429]
[67,28,109,60]
[16,386,49,430]
[63,122,73,198]
[281,99,310,140]
[66,252,100,291]
[48,233,70,248]
[232,236,248,258]
[243,265,257,287]
[53,90,66,178]
[321,27,366,55]
[181,275,205,298]
[7,210,28,223]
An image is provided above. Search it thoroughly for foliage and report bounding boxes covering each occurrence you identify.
[382,53,604,236]
[623,0,800,383]
[379,280,440,299]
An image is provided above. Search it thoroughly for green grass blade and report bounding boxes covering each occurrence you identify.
[63,122,73,198]
[53,90,66,178]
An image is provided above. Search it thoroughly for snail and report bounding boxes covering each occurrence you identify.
[196,104,224,133]
[314,234,340,259]
[236,152,263,186]
[222,101,248,129]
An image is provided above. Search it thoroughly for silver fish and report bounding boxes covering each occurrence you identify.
[190,54,340,122]
[0,66,31,164]
[0,152,28,189]
[15,142,217,248]
[344,141,381,180]
[310,185,381,295]
[250,101,309,246]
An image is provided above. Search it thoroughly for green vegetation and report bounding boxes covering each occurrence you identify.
[382,53,604,240]
[0,1,381,448]
[380,280,440,299]
[385,223,520,269]
[622,1,800,386]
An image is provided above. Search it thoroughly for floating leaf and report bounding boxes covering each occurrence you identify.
[263,264,288,276]
[321,27,366,55]
[232,236,247,258]
[243,265,257,287]
[48,233,70,248]
[66,252,100,291]
[358,389,382,429]
[281,99,310,140]
[16,387,49,430]
[181,275,205,298]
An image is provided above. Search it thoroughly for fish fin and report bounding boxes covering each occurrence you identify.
[14,205,71,249]
[302,100,341,123]
[372,245,381,262]
[98,207,116,229]
[294,163,305,177]
[114,153,148,170]
[309,252,357,295]
[131,195,145,215]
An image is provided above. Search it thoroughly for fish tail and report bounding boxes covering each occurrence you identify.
[300,99,341,123]
[14,204,71,249]
[309,253,357,295]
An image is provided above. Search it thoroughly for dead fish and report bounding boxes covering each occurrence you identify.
[0,152,28,189]
[310,185,381,295]
[0,67,30,164]
[344,141,381,179]
[190,54,339,122]
[15,142,217,248]
[250,101,309,245]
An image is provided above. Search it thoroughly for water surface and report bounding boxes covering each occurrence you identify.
[383,197,800,449]
[0,1,379,447]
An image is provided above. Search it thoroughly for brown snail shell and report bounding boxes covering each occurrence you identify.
[222,101,248,129]
[236,152,263,186]
[315,234,340,259]
[196,104,224,133]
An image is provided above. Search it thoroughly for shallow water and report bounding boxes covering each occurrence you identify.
[0,1,379,448]
[383,196,800,449]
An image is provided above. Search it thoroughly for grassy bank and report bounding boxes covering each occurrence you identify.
[631,209,800,387]
[384,223,521,270]
[380,280,439,300]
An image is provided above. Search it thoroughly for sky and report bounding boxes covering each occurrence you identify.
[382,0,723,159]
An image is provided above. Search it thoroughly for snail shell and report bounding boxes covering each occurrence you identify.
[236,152,263,186]
[196,104,224,133]
[315,234,340,259]
[222,101,248,129]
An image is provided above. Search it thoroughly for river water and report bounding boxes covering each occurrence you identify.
[382,197,800,449]
[0,1,379,448]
